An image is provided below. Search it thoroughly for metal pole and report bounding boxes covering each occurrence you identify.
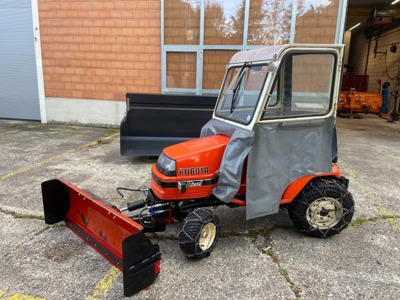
[335,0,348,44]
[289,0,298,43]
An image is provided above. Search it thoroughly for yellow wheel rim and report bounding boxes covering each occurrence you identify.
[199,222,217,251]
[306,197,343,230]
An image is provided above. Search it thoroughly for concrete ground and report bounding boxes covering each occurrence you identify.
[0,114,399,300]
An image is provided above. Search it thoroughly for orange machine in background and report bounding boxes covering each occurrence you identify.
[338,88,382,116]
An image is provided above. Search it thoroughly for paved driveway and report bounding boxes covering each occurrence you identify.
[0,115,399,299]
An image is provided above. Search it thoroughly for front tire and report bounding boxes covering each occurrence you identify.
[178,208,220,259]
[288,178,354,238]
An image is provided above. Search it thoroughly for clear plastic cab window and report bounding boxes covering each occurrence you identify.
[215,62,270,125]
[263,53,336,120]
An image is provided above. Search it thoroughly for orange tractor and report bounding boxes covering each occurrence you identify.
[42,44,354,296]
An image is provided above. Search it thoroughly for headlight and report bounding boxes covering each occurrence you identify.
[156,152,176,176]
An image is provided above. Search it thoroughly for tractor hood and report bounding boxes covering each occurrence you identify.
[157,135,230,178]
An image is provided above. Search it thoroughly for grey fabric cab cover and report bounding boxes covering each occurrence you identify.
[201,117,335,220]
[201,119,255,202]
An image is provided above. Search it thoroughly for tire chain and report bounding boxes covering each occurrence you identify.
[178,208,218,246]
[290,178,355,238]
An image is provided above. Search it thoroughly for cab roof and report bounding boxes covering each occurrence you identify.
[229,45,287,64]
[229,44,343,65]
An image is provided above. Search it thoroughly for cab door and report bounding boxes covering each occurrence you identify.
[246,48,343,220]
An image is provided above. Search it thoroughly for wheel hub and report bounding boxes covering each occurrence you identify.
[306,197,343,230]
[199,223,217,251]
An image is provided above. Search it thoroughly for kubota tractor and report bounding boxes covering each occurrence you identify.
[42,44,354,296]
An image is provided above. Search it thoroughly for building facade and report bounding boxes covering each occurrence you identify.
[2,0,348,124]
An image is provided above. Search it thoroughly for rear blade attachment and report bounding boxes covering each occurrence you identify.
[41,178,161,297]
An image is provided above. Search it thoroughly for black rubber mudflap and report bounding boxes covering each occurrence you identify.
[42,179,70,224]
[122,232,161,297]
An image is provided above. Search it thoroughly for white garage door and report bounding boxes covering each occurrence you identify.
[0,0,41,120]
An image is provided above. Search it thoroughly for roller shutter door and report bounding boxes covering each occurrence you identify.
[0,0,40,120]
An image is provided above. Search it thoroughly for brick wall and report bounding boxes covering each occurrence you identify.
[38,0,340,101]
[38,0,161,101]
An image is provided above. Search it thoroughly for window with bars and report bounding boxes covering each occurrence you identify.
[161,0,341,95]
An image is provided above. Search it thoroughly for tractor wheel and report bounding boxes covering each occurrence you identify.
[288,178,354,238]
[178,208,220,259]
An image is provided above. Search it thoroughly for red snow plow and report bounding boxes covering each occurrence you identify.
[42,44,354,296]
[42,179,161,297]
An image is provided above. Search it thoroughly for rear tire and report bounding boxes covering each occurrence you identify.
[288,178,354,238]
[178,208,220,259]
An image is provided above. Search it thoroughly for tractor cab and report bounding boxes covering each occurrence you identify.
[155,44,345,219]
[214,44,341,131]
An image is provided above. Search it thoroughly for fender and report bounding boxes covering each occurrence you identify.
[279,164,342,204]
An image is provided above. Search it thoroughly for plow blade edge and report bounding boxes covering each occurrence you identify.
[41,179,161,297]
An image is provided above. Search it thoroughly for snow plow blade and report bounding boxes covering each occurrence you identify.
[41,179,161,297]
